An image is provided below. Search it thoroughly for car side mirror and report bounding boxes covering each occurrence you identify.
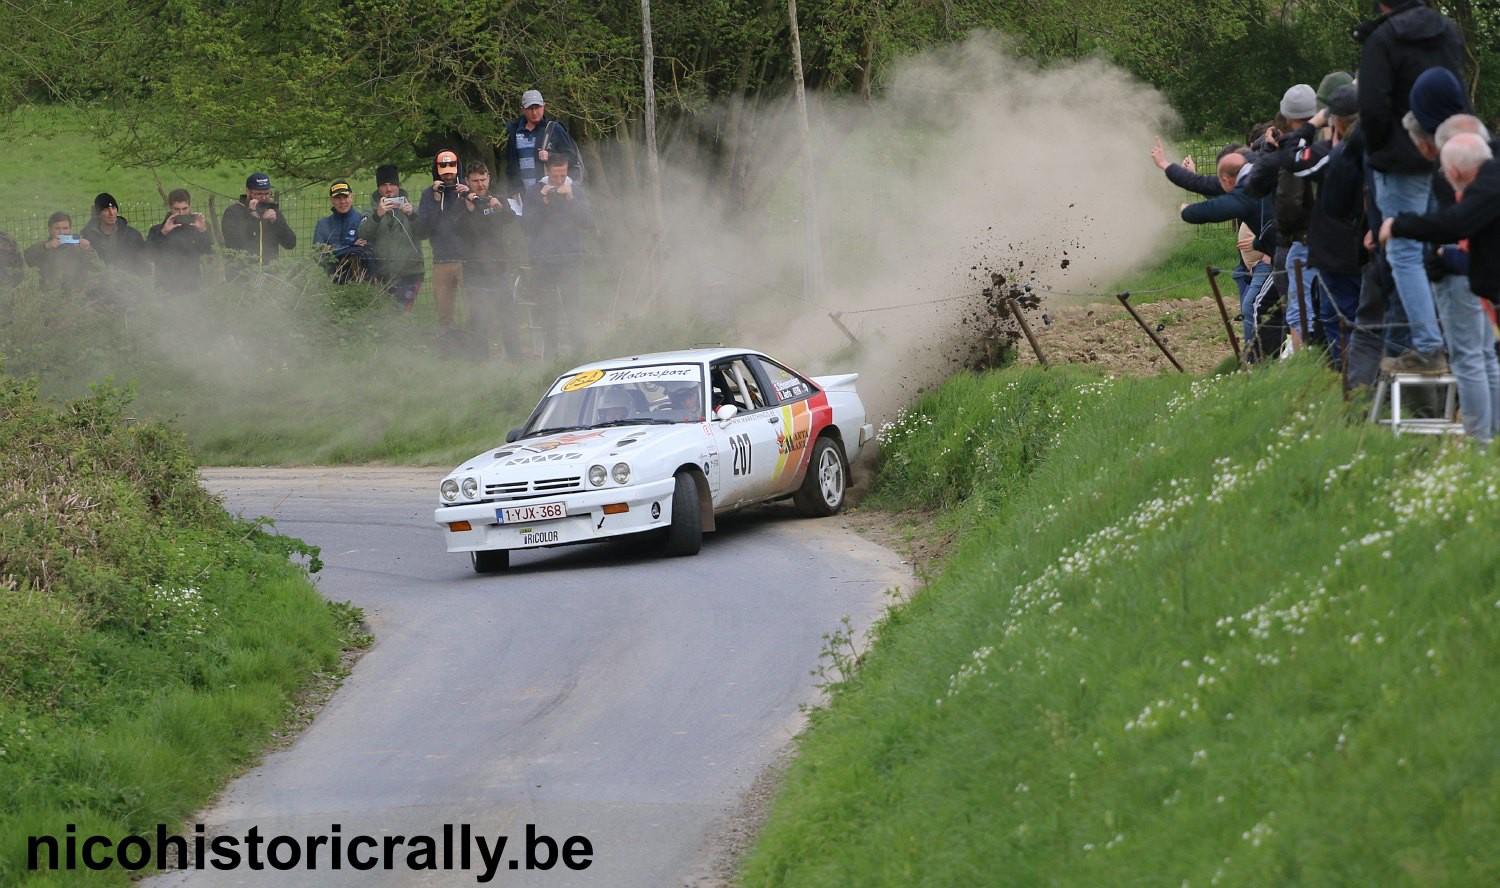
[505,428,521,443]
[714,404,738,421]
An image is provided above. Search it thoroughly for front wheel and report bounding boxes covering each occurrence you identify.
[661,472,703,557]
[472,549,510,573]
[794,436,847,517]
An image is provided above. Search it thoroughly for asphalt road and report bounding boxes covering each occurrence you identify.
[145,467,908,887]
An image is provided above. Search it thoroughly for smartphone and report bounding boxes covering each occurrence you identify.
[57,234,80,245]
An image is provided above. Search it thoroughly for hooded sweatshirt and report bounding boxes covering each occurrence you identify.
[357,189,425,281]
[1355,0,1465,173]
[417,153,468,262]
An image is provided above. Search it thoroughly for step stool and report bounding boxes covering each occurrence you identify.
[1369,372,1464,435]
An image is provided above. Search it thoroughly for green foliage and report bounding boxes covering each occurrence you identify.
[744,357,1500,885]
[0,364,358,886]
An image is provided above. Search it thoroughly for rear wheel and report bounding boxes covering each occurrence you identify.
[794,436,847,517]
[662,472,703,556]
[471,549,510,573]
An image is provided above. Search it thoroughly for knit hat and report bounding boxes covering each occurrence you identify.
[93,192,118,212]
[1316,71,1354,110]
[1409,67,1472,135]
[1280,84,1317,121]
[375,164,400,186]
[246,172,272,191]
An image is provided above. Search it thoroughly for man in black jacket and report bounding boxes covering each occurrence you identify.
[460,161,522,358]
[222,173,297,280]
[1355,0,1465,373]
[81,193,148,276]
[146,188,213,294]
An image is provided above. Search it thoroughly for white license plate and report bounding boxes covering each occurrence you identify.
[498,501,568,524]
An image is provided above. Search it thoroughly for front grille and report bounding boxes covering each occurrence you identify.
[484,475,584,499]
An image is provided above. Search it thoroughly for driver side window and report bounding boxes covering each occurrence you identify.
[710,358,769,412]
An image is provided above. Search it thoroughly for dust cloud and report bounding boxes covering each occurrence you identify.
[635,32,1179,426]
[4,33,1181,454]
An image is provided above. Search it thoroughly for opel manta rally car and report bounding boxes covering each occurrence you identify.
[435,347,876,572]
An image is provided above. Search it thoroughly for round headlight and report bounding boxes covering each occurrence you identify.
[461,477,479,499]
[441,479,459,502]
[612,462,631,485]
[589,465,608,487]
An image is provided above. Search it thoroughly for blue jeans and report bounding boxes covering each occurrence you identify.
[1285,240,1319,343]
[1431,274,1500,442]
[1319,271,1361,369]
[1241,261,1273,345]
[1371,169,1444,354]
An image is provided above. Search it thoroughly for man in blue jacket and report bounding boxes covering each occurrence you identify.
[313,180,369,283]
[1180,152,1281,359]
[504,90,582,201]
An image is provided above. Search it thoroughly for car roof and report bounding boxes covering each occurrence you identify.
[561,347,770,375]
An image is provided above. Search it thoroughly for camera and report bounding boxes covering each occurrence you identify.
[382,197,402,208]
[57,234,80,245]
[467,193,485,202]
[252,201,278,214]
[173,215,195,226]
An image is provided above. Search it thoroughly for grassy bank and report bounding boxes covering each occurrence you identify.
[743,358,1500,885]
[0,370,362,886]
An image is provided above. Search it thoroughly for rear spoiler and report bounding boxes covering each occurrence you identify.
[811,373,859,393]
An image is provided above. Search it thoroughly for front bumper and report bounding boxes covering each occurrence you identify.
[434,477,678,553]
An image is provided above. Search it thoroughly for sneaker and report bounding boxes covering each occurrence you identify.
[1380,348,1449,375]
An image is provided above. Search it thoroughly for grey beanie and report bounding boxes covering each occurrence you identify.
[1280,84,1318,121]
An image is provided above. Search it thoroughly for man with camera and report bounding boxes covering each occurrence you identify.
[459,160,522,358]
[357,164,425,309]
[221,172,297,280]
[313,180,370,284]
[504,89,582,202]
[417,149,470,334]
[146,188,213,294]
[24,212,97,292]
[523,151,593,360]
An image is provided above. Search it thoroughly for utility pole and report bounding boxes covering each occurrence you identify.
[786,0,825,305]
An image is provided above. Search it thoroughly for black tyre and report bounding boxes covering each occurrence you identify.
[471,548,510,573]
[662,471,703,557]
[794,436,847,517]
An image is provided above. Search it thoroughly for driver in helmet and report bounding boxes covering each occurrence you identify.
[595,386,635,424]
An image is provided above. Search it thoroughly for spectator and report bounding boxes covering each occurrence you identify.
[417,149,470,334]
[146,188,213,294]
[313,180,370,283]
[24,212,96,292]
[222,172,297,279]
[357,164,424,310]
[523,152,593,359]
[1355,0,1465,374]
[1180,152,1279,358]
[1247,84,1320,349]
[1382,132,1500,440]
[504,89,582,200]
[0,228,22,287]
[80,193,148,275]
[1304,84,1367,369]
[460,160,522,359]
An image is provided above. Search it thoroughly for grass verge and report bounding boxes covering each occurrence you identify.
[743,357,1500,886]
[0,369,365,886]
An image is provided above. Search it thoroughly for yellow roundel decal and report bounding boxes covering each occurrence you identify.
[562,370,605,392]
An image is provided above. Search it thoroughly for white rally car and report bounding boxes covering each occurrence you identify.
[435,347,876,572]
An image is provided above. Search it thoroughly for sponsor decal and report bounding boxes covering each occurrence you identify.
[562,369,605,391]
[776,427,809,455]
[522,430,604,452]
[602,366,696,384]
[522,529,560,545]
[775,378,809,399]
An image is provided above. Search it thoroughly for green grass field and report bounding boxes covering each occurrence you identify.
[742,358,1500,885]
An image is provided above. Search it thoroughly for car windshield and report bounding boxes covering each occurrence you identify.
[523,363,708,436]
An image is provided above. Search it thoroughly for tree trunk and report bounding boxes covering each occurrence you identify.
[786,0,824,304]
